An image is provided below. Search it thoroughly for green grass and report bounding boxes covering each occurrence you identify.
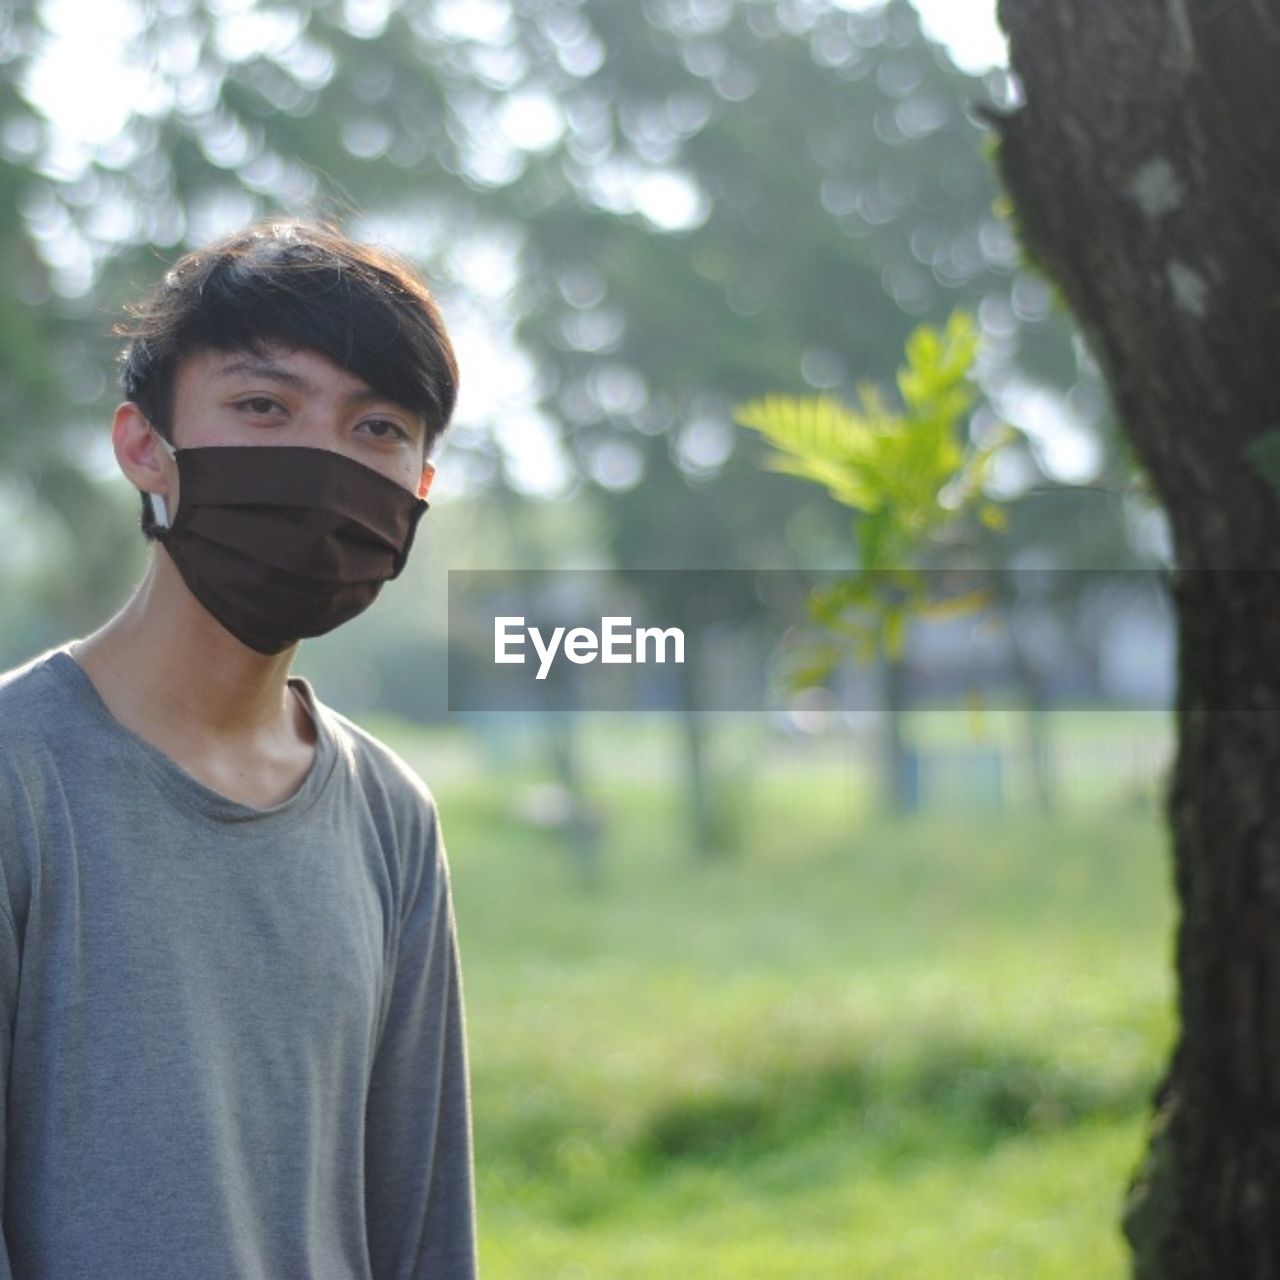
[386,717,1175,1278]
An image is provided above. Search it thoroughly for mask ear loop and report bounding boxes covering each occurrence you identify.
[149,428,177,529]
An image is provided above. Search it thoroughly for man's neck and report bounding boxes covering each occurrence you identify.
[72,551,303,745]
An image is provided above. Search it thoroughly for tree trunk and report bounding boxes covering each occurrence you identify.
[881,652,918,816]
[998,579,1055,814]
[992,3,1280,1272]
[676,643,734,858]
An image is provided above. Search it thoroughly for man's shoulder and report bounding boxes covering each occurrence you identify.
[0,646,69,697]
[0,650,90,840]
[309,696,453,897]
[307,688,439,818]
[0,648,79,745]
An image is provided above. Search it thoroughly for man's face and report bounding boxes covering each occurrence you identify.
[163,344,435,500]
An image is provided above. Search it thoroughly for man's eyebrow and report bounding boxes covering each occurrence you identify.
[218,359,312,391]
[217,358,411,412]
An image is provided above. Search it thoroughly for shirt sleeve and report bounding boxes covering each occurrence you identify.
[363,805,476,1280]
[1,892,18,1280]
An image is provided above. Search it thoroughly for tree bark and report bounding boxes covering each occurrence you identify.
[992,3,1280,1273]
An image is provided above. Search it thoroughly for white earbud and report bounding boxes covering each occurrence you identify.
[150,427,177,529]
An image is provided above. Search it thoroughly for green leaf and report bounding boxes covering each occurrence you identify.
[736,395,873,466]
[782,642,844,691]
[917,589,991,620]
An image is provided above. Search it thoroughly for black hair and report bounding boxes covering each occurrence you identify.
[116,219,458,536]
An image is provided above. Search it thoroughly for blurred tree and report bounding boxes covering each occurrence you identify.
[487,0,1091,847]
[0,1,62,430]
[992,1,1280,1273]
[4,0,1120,581]
[4,0,1150,842]
[0,0,149,636]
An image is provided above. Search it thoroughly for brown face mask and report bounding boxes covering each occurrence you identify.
[150,438,429,655]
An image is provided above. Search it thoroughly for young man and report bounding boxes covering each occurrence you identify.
[0,221,476,1279]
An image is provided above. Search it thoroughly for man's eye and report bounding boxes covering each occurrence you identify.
[362,419,407,440]
[238,397,284,415]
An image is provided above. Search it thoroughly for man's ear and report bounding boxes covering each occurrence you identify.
[113,402,175,508]
[418,460,436,500]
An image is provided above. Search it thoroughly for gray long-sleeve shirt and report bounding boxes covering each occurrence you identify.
[0,649,476,1279]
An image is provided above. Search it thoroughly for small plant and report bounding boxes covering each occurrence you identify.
[736,311,1012,681]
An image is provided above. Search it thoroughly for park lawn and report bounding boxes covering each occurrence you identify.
[388,720,1175,1279]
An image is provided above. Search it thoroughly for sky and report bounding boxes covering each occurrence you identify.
[25,0,1008,159]
[894,0,1007,74]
